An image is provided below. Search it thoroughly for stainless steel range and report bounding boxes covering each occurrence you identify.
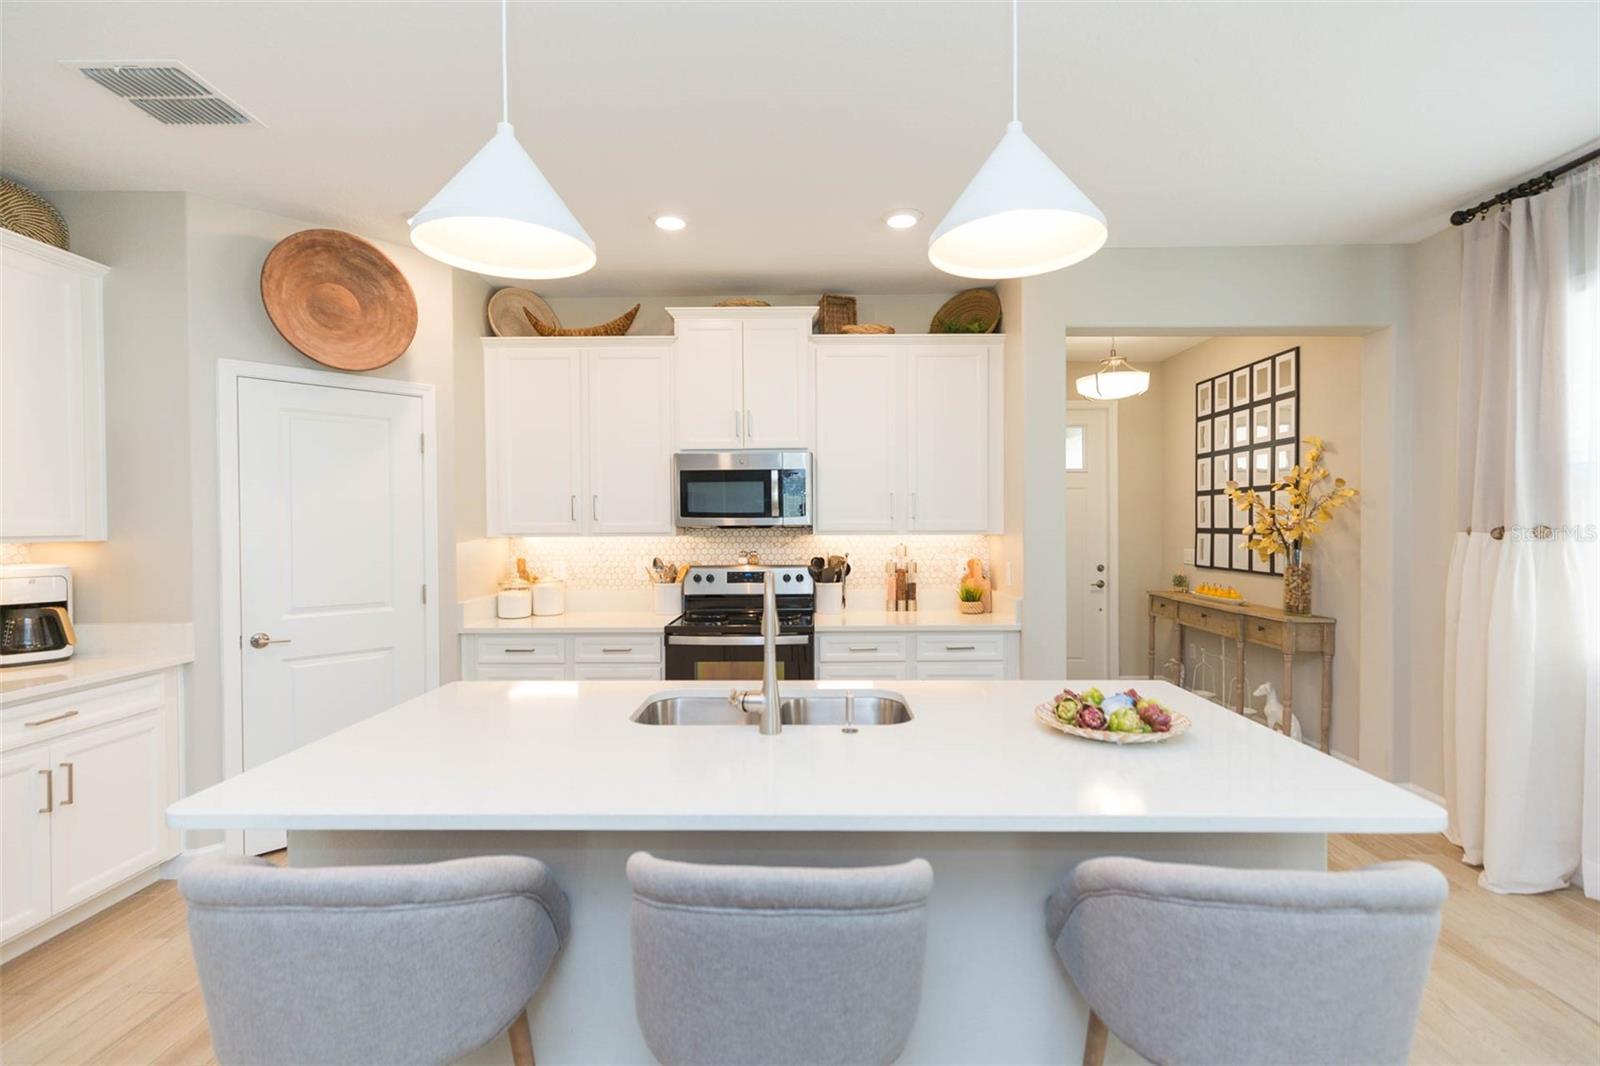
[663,565,814,682]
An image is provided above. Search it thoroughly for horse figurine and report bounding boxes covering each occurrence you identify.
[1252,681,1302,742]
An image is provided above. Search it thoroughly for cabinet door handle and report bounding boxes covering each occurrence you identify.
[24,709,78,728]
[889,492,894,520]
[570,495,577,521]
[734,409,741,439]
[38,769,53,814]
[592,495,600,521]
[746,409,753,440]
[911,493,918,520]
[59,762,74,806]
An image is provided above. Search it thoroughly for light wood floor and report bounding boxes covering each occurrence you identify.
[1,836,1595,1065]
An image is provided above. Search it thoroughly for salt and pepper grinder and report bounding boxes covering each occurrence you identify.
[884,544,919,612]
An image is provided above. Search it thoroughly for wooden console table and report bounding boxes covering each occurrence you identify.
[1146,590,1336,751]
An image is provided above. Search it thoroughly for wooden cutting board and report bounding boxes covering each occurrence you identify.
[260,229,418,371]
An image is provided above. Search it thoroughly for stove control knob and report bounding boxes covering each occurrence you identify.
[782,573,792,583]
[693,574,703,583]
[705,573,716,583]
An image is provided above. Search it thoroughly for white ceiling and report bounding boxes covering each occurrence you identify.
[4,2,1596,295]
[1066,336,1207,365]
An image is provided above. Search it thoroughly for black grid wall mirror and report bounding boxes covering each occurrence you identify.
[1194,347,1299,574]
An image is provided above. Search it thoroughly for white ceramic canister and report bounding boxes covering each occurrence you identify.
[531,581,566,617]
[815,582,844,615]
[497,586,533,619]
[653,582,683,616]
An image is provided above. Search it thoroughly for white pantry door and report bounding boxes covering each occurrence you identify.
[237,378,427,853]
[1065,406,1110,676]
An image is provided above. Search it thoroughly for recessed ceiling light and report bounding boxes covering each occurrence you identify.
[883,209,922,230]
[653,214,687,231]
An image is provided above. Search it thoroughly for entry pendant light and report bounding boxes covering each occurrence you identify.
[1075,339,1149,400]
[928,0,1107,279]
[409,0,594,279]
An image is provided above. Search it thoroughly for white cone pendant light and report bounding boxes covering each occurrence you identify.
[929,0,1106,279]
[1075,339,1149,400]
[409,0,594,279]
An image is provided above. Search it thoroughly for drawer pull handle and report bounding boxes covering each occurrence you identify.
[504,648,541,654]
[601,647,631,654]
[60,762,74,806]
[25,709,79,728]
[38,769,53,814]
[945,644,977,651]
[848,646,879,652]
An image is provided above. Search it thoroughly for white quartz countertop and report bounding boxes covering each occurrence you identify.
[813,608,1019,630]
[460,607,1020,634]
[168,679,1443,835]
[0,624,193,706]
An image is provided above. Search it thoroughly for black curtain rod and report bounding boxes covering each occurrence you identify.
[1450,146,1600,226]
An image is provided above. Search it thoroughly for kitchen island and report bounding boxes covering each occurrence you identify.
[168,679,1443,1065]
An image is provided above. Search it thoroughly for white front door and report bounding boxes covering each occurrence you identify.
[1065,406,1110,676]
[237,377,427,853]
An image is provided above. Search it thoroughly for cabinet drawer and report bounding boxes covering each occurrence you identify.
[574,662,661,680]
[816,660,911,680]
[573,634,661,664]
[1244,618,1285,648]
[1150,596,1179,620]
[817,633,910,662]
[1177,603,1239,639]
[2,674,165,753]
[474,636,566,664]
[474,663,567,681]
[914,634,1006,661]
[915,659,1007,680]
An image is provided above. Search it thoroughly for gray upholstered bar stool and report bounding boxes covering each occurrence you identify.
[1047,856,1447,1066]
[180,855,570,1066]
[626,851,933,1065]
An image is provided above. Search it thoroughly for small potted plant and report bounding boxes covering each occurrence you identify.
[1225,436,1358,614]
[1171,573,1189,591]
[958,581,986,614]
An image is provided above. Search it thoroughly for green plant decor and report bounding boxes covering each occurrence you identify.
[958,583,984,603]
[1171,573,1189,590]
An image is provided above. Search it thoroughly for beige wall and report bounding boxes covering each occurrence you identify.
[1402,228,1464,796]
[25,193,193,623]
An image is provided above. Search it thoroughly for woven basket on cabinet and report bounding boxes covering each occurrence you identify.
[817,293,857,334]
[0,178,69,249]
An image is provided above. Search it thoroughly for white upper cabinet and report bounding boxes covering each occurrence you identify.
[812,336,1003,535]
[668,308,816,450]
[672,319,743,449]
[486,347,583,535]
[907,346,991,532]
[586,346,672,533]
[484,339,674,537]
[815,344,900,531]
[0,232,108,541]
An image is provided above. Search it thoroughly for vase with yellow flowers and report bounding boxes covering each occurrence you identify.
[1224,436,1358,615]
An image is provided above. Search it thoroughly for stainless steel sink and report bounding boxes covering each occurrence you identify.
[631,691,912,727]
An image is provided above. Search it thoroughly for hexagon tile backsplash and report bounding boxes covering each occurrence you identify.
[505,532,992,592]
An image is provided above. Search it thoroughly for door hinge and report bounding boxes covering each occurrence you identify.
[421,584,428,604]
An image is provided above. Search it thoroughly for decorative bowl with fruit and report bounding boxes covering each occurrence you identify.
[1191,582,1245,606]
[1035,687,1192,745]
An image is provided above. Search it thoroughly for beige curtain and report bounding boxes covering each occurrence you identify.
[1443,162,1599,898]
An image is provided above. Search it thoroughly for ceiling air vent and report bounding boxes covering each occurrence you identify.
[64,61,259,126]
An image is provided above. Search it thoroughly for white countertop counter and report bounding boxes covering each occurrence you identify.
[813,607,1019,630]
[460,611,669,634]
[0,624,193,706]
[169,679,1442,835]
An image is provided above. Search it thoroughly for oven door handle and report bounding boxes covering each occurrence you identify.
[667,634,811,647]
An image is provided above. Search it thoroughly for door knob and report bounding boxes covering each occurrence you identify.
[1091,579,1107,589]
[249,632,291,649]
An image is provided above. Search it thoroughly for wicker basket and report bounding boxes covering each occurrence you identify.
[525,303,639,337]
[713,298,770,307]
[817,293,857,334]
[930,288,1002,333]
[840,323,895,334]
[0,178,68,250]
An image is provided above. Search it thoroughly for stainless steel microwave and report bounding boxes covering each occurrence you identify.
[673,451,812,527]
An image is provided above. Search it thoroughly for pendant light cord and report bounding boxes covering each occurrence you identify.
[1011,0,1019,123]
[500,0,509,124]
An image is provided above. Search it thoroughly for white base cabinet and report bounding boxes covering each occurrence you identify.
[815,629,1020,680]
[0,670,181,948]
[461,632,663,681]
[485,339,673,537]
[814,336,1003,534]
[0,231,109,541]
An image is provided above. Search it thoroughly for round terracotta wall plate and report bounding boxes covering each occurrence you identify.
[260,229,418,371]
